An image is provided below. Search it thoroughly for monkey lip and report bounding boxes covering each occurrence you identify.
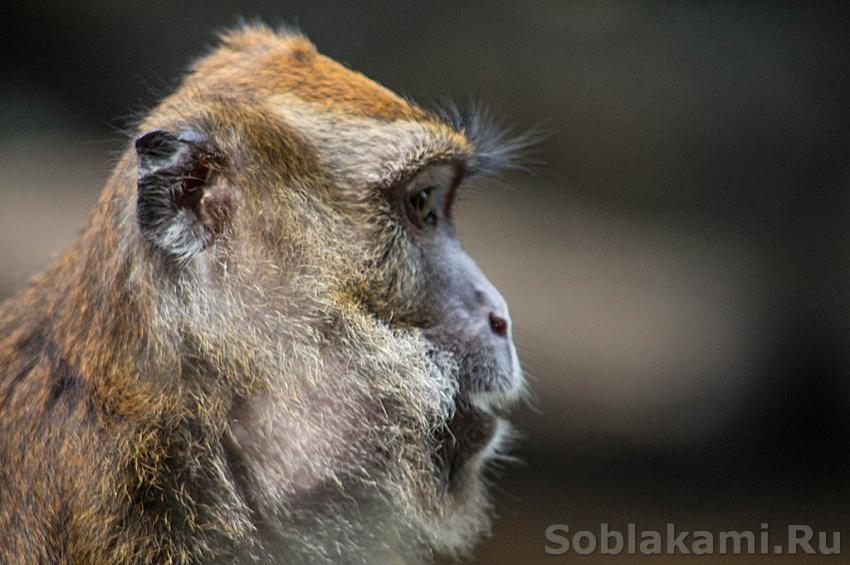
[435,396,505,486]
[432,352,523,484]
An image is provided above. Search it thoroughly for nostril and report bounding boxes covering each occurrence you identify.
[489,312,508,337]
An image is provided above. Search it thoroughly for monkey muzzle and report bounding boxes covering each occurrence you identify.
[424,244,523,484]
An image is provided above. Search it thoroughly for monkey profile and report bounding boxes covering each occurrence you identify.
[0,24,526,564]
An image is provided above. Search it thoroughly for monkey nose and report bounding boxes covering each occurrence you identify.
[471,283,511,339]
[489,312,509,337]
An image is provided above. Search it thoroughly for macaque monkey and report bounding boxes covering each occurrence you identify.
[0,24,525,564]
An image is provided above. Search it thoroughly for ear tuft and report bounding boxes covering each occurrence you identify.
[134,129,226,265]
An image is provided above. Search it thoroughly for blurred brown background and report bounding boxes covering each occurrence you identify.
[3,2,850,563]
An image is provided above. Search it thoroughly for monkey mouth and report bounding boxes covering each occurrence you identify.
[430,347,523,487]
[434,395,505,488]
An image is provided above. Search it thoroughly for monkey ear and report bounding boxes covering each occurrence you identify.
[135,129,231,264]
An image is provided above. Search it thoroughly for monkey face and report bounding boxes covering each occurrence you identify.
[130,26,529,560]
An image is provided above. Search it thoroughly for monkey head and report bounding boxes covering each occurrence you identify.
[128,25,526,563]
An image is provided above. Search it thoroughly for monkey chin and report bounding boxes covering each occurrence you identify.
[413,400,515,562]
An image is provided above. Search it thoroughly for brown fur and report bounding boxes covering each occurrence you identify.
[0,24,518,564]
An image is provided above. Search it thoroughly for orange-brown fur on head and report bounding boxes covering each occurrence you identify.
[0,24,524,564]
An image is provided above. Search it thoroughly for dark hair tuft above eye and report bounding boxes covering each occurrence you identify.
[430,99,547,177]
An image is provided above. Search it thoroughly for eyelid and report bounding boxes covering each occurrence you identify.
[405,178,443,203]
[401,161,465,218]
[411,184,444,213]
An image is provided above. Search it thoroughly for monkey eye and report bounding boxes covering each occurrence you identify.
[408,187,438,227]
